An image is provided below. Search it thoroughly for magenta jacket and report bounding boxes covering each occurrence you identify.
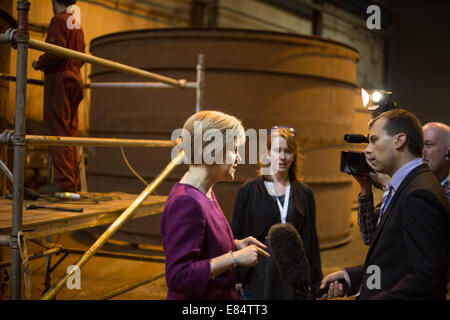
[160,183,240,300]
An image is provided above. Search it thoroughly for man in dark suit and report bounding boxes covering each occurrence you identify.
[320,109,449,299]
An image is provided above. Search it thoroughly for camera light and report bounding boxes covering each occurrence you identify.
[361,88,395,116]
[361,88,370,108]
[372,90,383,103]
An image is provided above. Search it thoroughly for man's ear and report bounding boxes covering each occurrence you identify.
[393,133,407,150]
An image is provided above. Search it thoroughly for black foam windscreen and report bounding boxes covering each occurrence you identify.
[268,223,310,292]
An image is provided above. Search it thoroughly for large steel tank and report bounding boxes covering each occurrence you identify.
[88,28,360,249]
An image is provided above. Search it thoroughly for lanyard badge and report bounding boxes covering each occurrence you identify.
[268,181,290,223]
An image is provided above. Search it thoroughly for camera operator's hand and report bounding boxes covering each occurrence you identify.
[351,173,372,195]
[349,153,376,195]
[365,156,390,190]
[351,160,390,194]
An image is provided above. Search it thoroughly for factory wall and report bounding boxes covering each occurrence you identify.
[389,1,450,125]
[4,0,381,135]
[218,0,385,92]
[1,0,379,203]
[216,0,376,205]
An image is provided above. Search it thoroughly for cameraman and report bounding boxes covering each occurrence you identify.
[320,110,449,300]
[353,121,449,245]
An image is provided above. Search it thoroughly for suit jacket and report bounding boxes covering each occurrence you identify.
[345,164,449,299]
[231,176,323,289]
[160,183,239,300]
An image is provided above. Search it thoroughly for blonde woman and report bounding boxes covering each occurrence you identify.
[160,110,269,300]
[231,126,322,299]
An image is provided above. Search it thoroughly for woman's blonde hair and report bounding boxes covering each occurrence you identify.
[181,110,245,165]
[258,130,303,181]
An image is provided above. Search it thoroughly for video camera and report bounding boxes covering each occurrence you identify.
[340,89,397,175]
[340,134,372,175]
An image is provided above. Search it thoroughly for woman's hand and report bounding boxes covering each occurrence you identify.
[233,236,269,267]
[209,240,269,279]
[235,236,266,250]
[234,244,270,267]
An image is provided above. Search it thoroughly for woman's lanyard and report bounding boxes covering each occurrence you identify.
[267,181,290,223]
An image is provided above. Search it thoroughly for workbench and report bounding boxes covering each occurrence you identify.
[0,192,167,239]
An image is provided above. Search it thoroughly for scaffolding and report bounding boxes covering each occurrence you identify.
[0,0,204,300]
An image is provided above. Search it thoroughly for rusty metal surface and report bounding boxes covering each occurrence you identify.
[88,28,360,248]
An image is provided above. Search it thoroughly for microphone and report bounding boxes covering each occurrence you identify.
[268,223,349,299]
[344,134,369,144]
[268,223,311,299]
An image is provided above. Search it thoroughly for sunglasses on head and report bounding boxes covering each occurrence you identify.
[270,125,296,137]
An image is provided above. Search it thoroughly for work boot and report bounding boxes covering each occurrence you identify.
[38,183,64,194]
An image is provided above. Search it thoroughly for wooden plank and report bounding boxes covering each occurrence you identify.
[0,192,167,239]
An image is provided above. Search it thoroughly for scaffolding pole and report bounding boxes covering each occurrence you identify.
[27,38,187,88]
[1,1,205,299]
[85,82,197,89]
[0,235,10,246]
[10,0,30,300]
[0,130,176,148]
[41,150,184,300]
[0,72,44,86]
[196,54,204,113]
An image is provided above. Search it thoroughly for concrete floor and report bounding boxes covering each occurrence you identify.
[1,230,168,300]
[1,208,446,300]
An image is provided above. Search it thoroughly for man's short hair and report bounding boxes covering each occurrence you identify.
[56,0,76,6]
[369,109,424,157]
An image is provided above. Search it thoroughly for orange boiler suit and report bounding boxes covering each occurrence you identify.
[36,11,85,192]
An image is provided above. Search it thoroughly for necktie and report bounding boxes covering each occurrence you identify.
[378,185,394,225]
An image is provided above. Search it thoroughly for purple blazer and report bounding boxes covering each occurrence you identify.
[160,183,240,300]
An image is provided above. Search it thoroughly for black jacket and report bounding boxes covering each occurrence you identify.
[231,176,323,292]
[345,164,450,299]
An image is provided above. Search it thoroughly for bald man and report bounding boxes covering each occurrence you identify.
[423,122,450,200]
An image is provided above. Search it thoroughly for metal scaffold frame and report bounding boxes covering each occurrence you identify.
[0,0,204,300]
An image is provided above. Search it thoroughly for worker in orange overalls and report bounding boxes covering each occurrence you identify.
[32,0,85,193]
